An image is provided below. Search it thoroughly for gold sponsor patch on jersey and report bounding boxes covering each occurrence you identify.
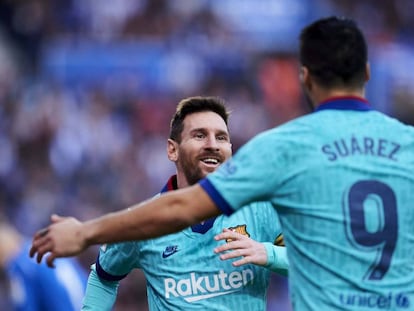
[226,224,250,242]
[274,234,285,246]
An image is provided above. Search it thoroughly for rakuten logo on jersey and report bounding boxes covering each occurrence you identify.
[164,269,254,302]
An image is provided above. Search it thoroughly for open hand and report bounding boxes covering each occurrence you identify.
[214,228,267,267]
[29,214,87,268]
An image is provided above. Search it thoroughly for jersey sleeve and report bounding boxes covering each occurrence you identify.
[82,267,119,311]
[202,128,290,214]
[96,241,139,281]
[255,202,288,275]
[263,243,289,276]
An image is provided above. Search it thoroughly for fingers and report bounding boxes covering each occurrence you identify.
[29,215,67,267]
[214,229,266,267]
[215,230,248,242]
[51,214,65,223]
[214,231,250,254]
[38,228,49,237]
[35,251,45,264]
[46,254,56,268]
[214,231,252,265]
[30,227,49,258]
[217,247,248,260]
[217,248,253,267]
[229,257,251,267]
[29,244,37,258]
[30,226,55,265]
[36,240,55,263]
[31,238,53,263]
[214,240,246,254]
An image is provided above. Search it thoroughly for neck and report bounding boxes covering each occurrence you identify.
[175,171,188,189]
[312,88,365,109]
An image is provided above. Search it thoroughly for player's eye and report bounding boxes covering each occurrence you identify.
[217,135,229,141]
[195,133,206,139]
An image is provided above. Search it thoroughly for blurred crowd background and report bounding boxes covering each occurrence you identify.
[0,0,413,310]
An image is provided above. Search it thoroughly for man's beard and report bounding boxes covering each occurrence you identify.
[177,147,207,186]
[181,159,204,186]
[179,149,220,186]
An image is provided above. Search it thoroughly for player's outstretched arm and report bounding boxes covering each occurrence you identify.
[30,184,221,267]
[214,229,288,275]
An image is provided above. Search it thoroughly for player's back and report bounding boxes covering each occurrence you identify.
[275,103,414,310]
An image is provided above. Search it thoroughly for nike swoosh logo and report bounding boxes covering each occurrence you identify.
[162,247,179,258]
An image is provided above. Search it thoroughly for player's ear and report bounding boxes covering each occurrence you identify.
[167,139,178,162]
[300,66,312,90]
[365,62,370,82]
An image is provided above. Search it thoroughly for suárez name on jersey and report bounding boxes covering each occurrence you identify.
[321,136,400,162]
[164,269,254,302]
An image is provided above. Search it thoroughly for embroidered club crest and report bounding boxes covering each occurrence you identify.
[226,224,250,242]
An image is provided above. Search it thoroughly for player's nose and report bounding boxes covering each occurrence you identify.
[204,134,220,150]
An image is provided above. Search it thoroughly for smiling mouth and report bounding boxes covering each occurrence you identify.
[201,158,220,166]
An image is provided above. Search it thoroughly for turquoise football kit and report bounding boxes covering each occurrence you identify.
[83,175,287,310]
[202,97,414,311]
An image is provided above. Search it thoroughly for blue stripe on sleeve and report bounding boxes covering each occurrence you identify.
[96,256,128,281]
[199,178,234,216]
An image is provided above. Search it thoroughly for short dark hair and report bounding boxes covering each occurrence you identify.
[299,16,368,89]
[169,96,230,143]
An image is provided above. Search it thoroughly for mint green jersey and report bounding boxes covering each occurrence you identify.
[202,98,414,311]
[96,175,283,310]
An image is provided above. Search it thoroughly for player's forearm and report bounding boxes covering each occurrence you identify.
[81,199,189,246]
[82,185,219,246]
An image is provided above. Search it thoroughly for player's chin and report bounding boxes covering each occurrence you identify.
[202,165,219,174]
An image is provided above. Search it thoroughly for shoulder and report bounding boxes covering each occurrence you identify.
[249,114,316,148]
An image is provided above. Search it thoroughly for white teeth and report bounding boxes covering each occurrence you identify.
[202,158,219,164]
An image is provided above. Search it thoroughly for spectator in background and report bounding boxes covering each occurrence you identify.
[257,54,308,126]
[0,211,87,311]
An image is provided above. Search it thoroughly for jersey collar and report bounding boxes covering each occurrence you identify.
[315,96,372,112]
[161,175,178,193]
[160,175,216,233]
